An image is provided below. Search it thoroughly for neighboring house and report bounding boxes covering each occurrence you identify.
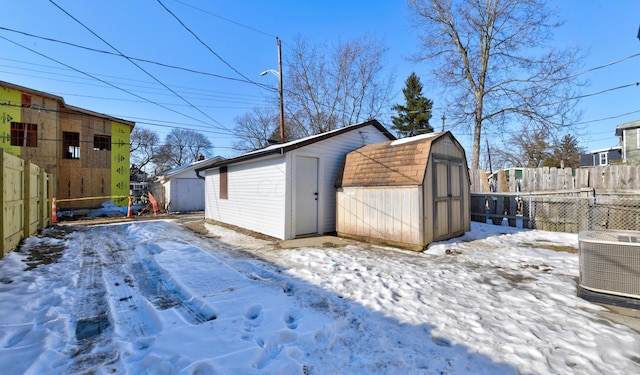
[579,147,622,167]
[0,81,134,209]
[195,120,395,240]
[615,119,640,164]
[335,131,471,250]
[155,157,222,212]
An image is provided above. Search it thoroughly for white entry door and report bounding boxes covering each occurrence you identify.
[295,156,319,236]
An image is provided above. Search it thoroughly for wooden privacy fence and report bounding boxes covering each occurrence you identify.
[1,151,53,258]
[470,165,640,193]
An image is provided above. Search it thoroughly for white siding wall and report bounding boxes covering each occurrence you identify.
[162,182,171,211]
[169,178,204,212]
[204,155,287,239]
[162,167,205,212]
[289,124,392,237]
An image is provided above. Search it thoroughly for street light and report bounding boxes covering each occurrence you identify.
[261,37,285,144]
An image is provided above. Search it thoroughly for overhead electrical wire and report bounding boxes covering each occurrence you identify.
[48,0,232,133]
[2,21,636,122]
[0,35,227,131]
[0,58,270,103]
[2,2,637,146]
[0,101,237,143]
[0,27,275,91]
[171,0,277,39]
[156,0,263,89]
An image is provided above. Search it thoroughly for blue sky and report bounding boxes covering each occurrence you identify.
[1,0,638,163]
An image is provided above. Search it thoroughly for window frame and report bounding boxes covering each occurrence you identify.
[10,122,38,147]
[599,152,608,166]
[93,134,111,151]
[63,131,81,159]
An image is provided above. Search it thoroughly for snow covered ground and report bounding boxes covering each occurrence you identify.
[0,218,639,374]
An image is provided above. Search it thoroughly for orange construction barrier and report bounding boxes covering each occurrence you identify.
[127,196,133,217]
[148,192,159,216]
[137,192,160,216]
[52,197,57,223]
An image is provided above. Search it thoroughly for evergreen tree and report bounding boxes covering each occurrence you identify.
[391,72,433,138]
[543,134,585,168]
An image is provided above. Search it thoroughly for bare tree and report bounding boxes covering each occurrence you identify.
[409,0,584,169]
[492,125,552,168]
[238,35,394,146]
[232,106,307,152]
[129,127,158,179]
[154,128,213,172]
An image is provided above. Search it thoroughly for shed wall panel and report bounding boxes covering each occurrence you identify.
[337,186,422,247]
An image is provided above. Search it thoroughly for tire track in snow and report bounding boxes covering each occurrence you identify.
[68,229,119,374]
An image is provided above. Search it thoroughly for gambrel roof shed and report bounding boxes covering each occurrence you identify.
[196,120,395,240]
[335,131,471,250]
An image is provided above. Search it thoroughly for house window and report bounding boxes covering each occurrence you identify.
[637,130,640,149]
[220,166,228,199]
[10,122,37,147]
[63,131,80,159]
[93,135,111,151]
[599,152,608,166]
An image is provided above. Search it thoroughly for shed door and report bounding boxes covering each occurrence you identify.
[433,157,464,241]
[295,156,319,236]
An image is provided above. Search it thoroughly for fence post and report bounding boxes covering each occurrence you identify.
[491,196,504,225]
[39,170,46,230]
[23,160,31,239]
[0,152,4,258]
[507,195,517,227]
[48,173,53,226]
[527,196,536,229]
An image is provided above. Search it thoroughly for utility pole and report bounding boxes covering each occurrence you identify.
[441,115,446,132]
[277,37,285,144]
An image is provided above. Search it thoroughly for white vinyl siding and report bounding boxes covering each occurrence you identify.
[169,178,205,212]
[203,122,393,240]
[289,124,392,236]
[161,166,206,212]
[205,156,287,239]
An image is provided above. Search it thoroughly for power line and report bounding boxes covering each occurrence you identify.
[48,0,231,133]
[0,27,275,91]
[1,101,236,137]
[156,0,262,89]
[573,109,640,125]
[0,35,225,130]
[567,52,640,79]
[171,0,277,39]
[0,58,270,103]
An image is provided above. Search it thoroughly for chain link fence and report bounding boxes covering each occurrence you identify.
[471,194,640,233]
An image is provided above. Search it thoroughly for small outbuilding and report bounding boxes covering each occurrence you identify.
[335,131,470,250]
[155,157,222,213]
[195,120,395,240]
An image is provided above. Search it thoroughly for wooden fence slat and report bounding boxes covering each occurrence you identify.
[1,151,52,258]
[471,165,640,194]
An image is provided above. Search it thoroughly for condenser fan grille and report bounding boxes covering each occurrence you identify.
[579,230,640,299]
